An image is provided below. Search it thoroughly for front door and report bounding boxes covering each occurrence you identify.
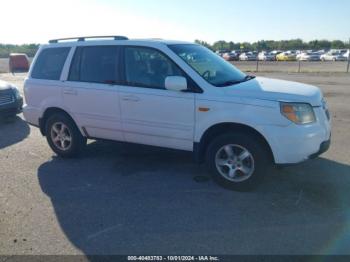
[119,46,195,151]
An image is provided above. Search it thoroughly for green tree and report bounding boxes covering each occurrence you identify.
[212,41,230,51]
[0,43,39,58]
[194,40,212,50]
[196,39,349,52]
[331,40,345,49]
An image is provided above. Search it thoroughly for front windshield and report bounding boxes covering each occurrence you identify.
[168,44,247,87]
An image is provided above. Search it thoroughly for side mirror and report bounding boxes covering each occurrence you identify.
[165,76,187,92]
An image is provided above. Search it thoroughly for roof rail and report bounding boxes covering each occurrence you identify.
[49,36,129,43]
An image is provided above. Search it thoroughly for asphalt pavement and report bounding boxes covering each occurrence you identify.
[1,72,350,256]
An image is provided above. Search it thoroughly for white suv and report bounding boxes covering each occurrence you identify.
[23,36,331,191]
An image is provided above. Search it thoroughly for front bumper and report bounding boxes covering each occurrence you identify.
[259,107,331,164]
[309,138,331,159]
[0,97,23,117]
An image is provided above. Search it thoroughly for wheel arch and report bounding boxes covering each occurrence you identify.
[39,107,83,137]
[194,122,275,164]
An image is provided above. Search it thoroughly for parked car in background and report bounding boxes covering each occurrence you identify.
[9,53,30,73]
[297,52,321,61]
[340,49,348,56]
[270,50,282,57]
[258,51,276,61]
[0,80,23,119]
[239,52,257,61]
[342,50,350,60]
[215,50,223,56]
[232,50,242,57]
[216,50,230,57]
[222,52,239,61]
[276,51,297,61]
[316,50,326,55]
[320,50,348,61]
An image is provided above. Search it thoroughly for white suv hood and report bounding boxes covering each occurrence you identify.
[224,77,323,106]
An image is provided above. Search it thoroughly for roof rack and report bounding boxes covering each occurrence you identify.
[49,35,129,43]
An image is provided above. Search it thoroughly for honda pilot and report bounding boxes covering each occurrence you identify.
[23,36,331,191]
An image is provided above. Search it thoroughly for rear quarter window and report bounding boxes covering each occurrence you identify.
[31,47,70,80]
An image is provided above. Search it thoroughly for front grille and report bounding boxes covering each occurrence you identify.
[0,93,14,105]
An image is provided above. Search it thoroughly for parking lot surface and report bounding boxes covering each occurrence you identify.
[1,72,350,255]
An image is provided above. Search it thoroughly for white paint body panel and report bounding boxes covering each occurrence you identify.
[23,39,331,164]
[118,85,195,151]
[62,81,123,141]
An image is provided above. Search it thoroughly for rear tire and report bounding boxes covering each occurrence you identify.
[206,133,270,191]
[45,113,86,158]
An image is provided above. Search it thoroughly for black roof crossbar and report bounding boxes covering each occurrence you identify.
[49,35,129,43]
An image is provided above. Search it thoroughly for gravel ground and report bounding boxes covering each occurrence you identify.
[1,72,350,256]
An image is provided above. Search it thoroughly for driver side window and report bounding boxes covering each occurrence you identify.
[124,47,184,89]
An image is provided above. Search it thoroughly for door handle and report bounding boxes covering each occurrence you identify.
[122,95,140,102]
[63,88,77,95]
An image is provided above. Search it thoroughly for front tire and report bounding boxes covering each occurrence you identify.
[206,133,269,191]
[45,113,86,158]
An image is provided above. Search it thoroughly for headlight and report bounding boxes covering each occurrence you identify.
[280,102,316,124]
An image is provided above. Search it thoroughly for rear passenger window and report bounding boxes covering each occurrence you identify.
[31,47,70,80]
[69,46,119,84]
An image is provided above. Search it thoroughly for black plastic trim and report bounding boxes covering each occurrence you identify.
[309,139,331,159]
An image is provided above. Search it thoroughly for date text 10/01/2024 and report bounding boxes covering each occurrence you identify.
[127,256,220,261]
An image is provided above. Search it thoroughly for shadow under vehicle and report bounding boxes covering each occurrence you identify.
[38,140,350,256]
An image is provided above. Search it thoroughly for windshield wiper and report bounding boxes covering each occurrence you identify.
[217,75,256,87]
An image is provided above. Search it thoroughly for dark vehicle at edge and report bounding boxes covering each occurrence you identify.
[0,80,23,119]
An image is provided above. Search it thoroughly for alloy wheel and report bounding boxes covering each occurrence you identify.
[215,144,255,182]
[50,122,72,151]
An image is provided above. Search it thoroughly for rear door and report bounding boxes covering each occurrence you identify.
[63,45,124,141]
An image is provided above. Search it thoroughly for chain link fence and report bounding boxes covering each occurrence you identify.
[1,58,350,74]
[232,61,350,73]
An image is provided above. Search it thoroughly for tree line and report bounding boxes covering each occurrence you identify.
[0,44,39,58]
[0,39,349,58]
[195,39,350,51]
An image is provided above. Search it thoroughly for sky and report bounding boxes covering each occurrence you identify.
[1,0,350,44]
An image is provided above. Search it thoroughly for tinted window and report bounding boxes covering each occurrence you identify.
[124,47,183,89]
[69,46,119,84]
[31,47,70,80]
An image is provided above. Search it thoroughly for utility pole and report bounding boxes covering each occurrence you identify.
[347,38,350,73]
[256,48,259,72]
